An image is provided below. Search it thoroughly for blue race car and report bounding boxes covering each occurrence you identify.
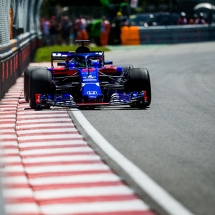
[24,40,151,109]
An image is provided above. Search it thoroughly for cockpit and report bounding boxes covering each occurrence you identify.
[67,56,103,69]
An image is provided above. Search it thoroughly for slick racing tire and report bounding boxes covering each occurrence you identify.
[24,66,46,102]
[124,68,151,107]
[29,69,52,109]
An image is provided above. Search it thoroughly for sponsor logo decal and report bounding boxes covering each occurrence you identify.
[87,91,97,95]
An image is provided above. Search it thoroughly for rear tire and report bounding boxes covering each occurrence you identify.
[29,69,52,109]
[24,66,46,102]
[124,68,151,107]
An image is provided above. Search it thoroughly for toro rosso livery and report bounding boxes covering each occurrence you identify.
[24,40,151,109]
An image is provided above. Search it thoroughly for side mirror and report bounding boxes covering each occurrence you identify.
[104,61,113,65]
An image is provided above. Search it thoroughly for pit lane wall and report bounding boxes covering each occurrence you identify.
[121,25,215,45]
[0,0,43,100]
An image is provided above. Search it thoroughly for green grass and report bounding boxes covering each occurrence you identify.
[33,45,111,62]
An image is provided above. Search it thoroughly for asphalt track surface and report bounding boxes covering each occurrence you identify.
[71,42,215,215]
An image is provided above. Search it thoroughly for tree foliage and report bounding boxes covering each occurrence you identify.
[40,0,179,18]
[40,0,59,17]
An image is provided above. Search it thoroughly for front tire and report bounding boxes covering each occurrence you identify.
[29,69,52,109]
[24,66,46,102]
[124,68,151,107]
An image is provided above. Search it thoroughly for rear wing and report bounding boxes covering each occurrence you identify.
[51,52,70,67]
[51,51,105,67]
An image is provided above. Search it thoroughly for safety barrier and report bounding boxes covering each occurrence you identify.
[0,0,43,101]
[0,32,39,100]
[121,24,215,45]
[121,26,140,45]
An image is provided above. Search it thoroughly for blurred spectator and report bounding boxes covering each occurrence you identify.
[61,16,72,45]
[189,14,196,25]
[41,17,50,46]
[86,16,93,41]
[193,14,198,24]
[55,17,62,45]
[195,13,207,25]
[189,18,194,25]
[100,16,110,46]
[90,19,102,46]
[49,16,57,45]
[75,15,89,40]
[177,12,187,25]
[113,11,126,45]
[72,16,78,44]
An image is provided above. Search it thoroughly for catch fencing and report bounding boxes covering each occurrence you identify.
[0,0,43,100]
[121,24,215,45]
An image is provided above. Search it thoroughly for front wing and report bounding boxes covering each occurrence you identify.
[35,92,147,108]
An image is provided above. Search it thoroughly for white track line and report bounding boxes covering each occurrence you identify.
[34,185,133,199]
[5,203,40,214]
[2,166,25,173]
[16,128,77,134]
[22,154,100,163]
[2,149,19,154]
[16,118,72,123]
[40,200,149,214]
[17,110,67,114]
[18,140,87,148]
[0,115,16,119]
[20,147,93,156]
[17,114,69,118]
[1,176,29,184]
[28,173,121,185]
[3,188,34,198]
[1,157,21,163]
[0,124,15,128]
[72,110,195,215]
[16,123,74,129]
[24,164,110,174]
[0,134,17,139]
[17,134,82,141]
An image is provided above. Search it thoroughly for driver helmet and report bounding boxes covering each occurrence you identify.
[76,57,86,67]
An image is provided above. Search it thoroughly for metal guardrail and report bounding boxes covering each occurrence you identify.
[121,24,215,45]
[0,32,39,100]
[0,0,43,101]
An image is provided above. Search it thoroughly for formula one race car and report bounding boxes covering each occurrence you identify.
[24,40,151,109]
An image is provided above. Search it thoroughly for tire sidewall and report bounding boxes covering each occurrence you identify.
[29,69,52,109]
[125,68,151,106]
[24,66,47,102]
